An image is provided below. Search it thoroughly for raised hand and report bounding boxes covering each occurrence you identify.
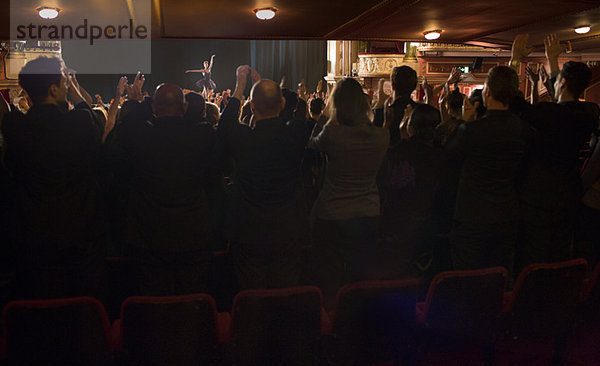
[525,65,539,84]
[250,68,261,84]
[374,78,387,109]
[67,73,86,106]
[462,95,480,122]
[511,34,531,62]
[316,79,324,94]
[116,76,128,100]
[538,64,549,85]
[544,33,562,61]
[279,75,286,88]
[447,67,462,86]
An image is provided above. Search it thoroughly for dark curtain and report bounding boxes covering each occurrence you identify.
[250,40,327,94]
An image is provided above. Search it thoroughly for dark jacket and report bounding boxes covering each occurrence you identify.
[218,97,309,248]
[1,102,107,248]
[446,110,529,224]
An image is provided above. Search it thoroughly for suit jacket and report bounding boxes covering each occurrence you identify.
[218,97,309,249]
[1,102,106,248]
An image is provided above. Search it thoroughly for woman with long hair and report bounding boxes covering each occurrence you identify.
[309,77,389,308]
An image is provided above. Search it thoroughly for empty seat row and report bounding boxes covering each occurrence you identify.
[1,259,599,365]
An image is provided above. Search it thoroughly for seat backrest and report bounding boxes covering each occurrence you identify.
[508,259,588,338]
[330,279,418,365]
[423,267,507,340]
[2,297,111,366]
[231,286,323,366]
[120,293,219,366]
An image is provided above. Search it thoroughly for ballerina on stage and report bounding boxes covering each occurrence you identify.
[186,54,216,93]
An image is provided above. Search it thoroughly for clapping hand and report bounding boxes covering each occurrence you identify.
[512,34,531,62]
[462,95,480,122]
[525,65,539,84]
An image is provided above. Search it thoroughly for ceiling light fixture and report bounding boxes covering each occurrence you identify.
[424,30,442,40]
[37,6,60,19]
[254,7,277,20]
[574,25,591,34]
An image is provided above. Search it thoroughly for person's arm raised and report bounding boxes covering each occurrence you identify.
[544,33,562,79]
[219,65,250,135]
[509,34,531,72]
[525,65,540,105]
[103,76,127,142]
[208,54,215,72]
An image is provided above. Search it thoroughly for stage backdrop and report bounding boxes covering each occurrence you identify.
[62,39,327,101]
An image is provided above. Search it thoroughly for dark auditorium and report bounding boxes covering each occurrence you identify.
[2,0,600,364]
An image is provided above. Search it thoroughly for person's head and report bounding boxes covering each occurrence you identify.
[250,79,285,120]
[309,97,324,118]
[294,98,308,120]
[468,89,487,119]
[482,66,519,109]
[331,77,371,126]
[203,60,209,68]
[391,66,417,98]
[407,103,441,140]
[184,92,206,121]
[555,61,591,101]
[447,89,465,118]
[152,83,187,118]
[18,56,67,107]
[205,102,219,127]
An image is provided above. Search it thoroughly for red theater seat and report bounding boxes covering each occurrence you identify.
[2,296,113,365]
[415,267,508,366]
[495,259,588,366]
[115,293,228,365]
[230,286,324,366]
[324,279,418,365]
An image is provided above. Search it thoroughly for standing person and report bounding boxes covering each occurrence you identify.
[107,83,222,296]
[309,77,389,308]
[186,54,217,93]
[218,66,310,290]
[510,34,600,273]
[446,66,529,280]
[1,57,108,300]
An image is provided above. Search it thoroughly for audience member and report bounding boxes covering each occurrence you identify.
[378,103,444,275]
[1,56,108,300]
[309,77,389,308]
[107,82,222,296]
[510,34,600,273]
[218,66,310,290]
[373,66,418,145]
[446,65,529,279]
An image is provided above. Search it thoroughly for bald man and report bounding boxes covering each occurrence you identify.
[219,66,310,290]
[107,82,223,296]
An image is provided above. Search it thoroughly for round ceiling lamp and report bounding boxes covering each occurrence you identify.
[254,7,277,20]
[37,7,60,19]
[424,30,442,40]
[574,25,591,34]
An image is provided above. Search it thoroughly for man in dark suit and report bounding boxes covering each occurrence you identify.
[219,66,309,289]
[107,83,222,295]
[1,56,107,299]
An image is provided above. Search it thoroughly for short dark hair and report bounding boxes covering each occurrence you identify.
[18,56,63,105]
[560,61,591,99]
[468,89,487,118]
[309,98,324,115]
[409,103,441,140]
[184,92,206,121]
[332,77,371,126]
[391,66,417,97]
[486,66,519,106]
[447,88,465,116]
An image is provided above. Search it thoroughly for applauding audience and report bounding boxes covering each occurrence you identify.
[1,32,599,308]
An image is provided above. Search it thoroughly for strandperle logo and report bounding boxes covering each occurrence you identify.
[15,19,148,46]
